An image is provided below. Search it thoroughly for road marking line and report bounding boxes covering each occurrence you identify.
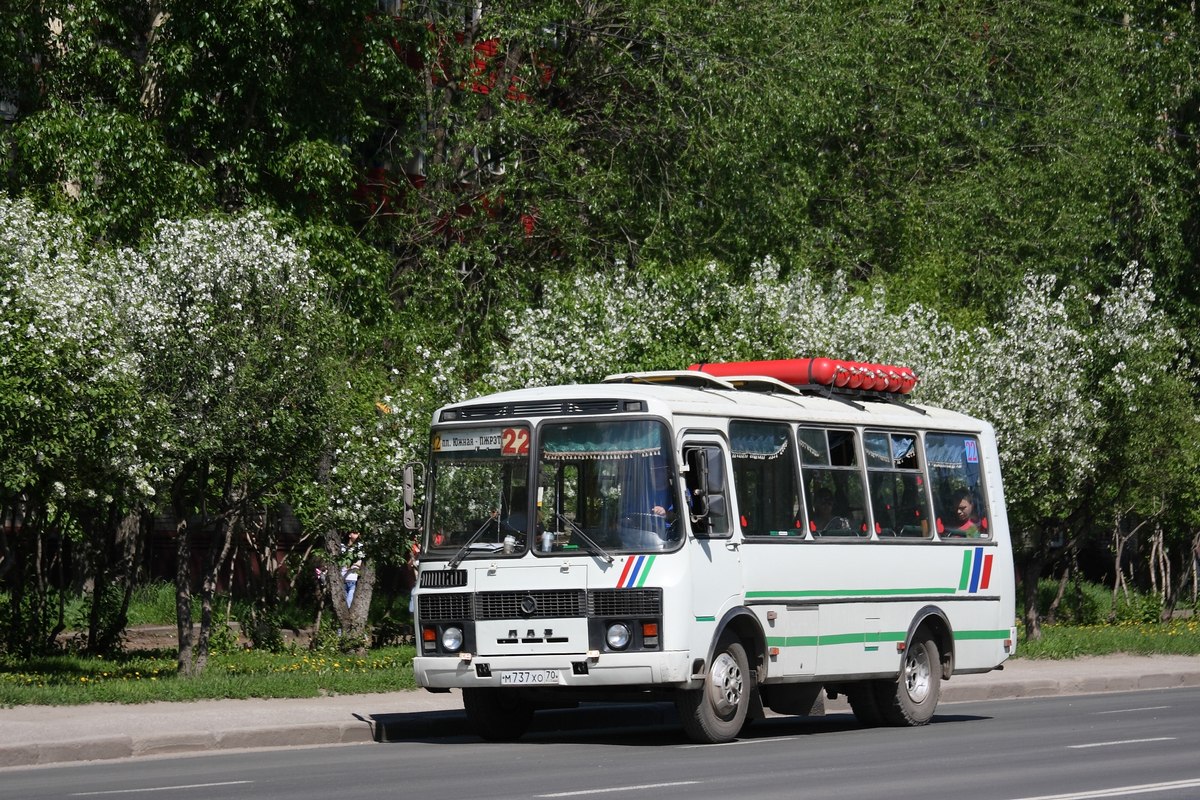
[1067,737,1176,749]
[1006,777,1200,800]
[1094,706,1169,715]
[71,781,253,796]
[536,781,701,797]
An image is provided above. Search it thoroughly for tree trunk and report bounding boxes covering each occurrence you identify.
[323,530,374,651]
[1165,530,1200,619]
[174,504,195,676]
[1021,557,1043,641]
[1046,564,1070,626]
[194,505,238,673]
[86,509,142,655]
[1110,509,1134,618]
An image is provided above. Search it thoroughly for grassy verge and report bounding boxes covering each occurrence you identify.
[4,618,1199,707]
[1016,617,1200,659]
[0,646,417,706]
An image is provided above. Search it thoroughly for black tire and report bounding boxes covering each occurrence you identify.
[845,681,885,727]
[676,635,752,743]
[462,687,534,742]
[874,632,941,726]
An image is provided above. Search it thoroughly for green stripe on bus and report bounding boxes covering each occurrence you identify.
[959,550,973,591]
[764,629,1007,648]
[635,555,656,588]
[765,631,905,647]
[954,629,1010,640]
[695,616,716,622]
[745,587,957,599]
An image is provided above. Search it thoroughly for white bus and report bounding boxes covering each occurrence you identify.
[407,358,1016,744]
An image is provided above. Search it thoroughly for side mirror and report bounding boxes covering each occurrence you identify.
[402,462,425,532]
[684,448,713,532]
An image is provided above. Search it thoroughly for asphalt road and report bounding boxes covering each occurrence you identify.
[5,688,1199,800]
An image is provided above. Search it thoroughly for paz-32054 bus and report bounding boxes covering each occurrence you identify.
[405,358,1016,744]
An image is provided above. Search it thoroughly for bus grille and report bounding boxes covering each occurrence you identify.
[589,588,662,617]
[420,569,467,588]
[419,592,473,621]
[475,590,587,619]
[419,588,662,621]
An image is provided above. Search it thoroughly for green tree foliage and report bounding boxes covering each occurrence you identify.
[109,211,342,674]
[0,197,149,656]
[2,0,1200,649]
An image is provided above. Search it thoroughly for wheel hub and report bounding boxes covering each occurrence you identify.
[707,651,744,715]
[904,645,931,703]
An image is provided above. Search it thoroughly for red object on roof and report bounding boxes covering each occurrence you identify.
[687,358,918,396]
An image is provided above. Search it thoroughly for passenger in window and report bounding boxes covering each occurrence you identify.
[809,489,834,531]
[809,489,851,534]
[941,489,985,538]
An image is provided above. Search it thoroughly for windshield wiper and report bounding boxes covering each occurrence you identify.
[551,512,614,564]
[448,516,501,570]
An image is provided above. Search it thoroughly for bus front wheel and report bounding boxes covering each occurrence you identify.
[875,632,941,726]
[677,635,752,743]
[463,687,534,741]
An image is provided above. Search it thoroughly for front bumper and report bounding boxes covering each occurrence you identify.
[414,650,694,689]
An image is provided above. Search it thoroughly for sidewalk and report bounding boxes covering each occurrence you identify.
[2,654,1199,770]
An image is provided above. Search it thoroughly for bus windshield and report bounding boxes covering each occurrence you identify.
[536,419,683,554]
[428,425,531,555]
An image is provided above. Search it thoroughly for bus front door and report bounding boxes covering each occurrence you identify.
[682,439,744,643]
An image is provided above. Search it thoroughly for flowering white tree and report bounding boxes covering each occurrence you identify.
[111,212,342,674]
[0,197,154,655]
[291,338,471,641]
[484,259,1191,632]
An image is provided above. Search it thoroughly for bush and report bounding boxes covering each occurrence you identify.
[1035,578,1107,626]
[235,606,286,653]
[1112,590,1163,624]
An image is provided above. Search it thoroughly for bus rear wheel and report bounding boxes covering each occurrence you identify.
[463,687,534,741]
[875,632,941,726]
[677,635,752,744]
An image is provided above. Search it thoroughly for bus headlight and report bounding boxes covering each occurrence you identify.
[606,622,631,651]
[441,626,464,652]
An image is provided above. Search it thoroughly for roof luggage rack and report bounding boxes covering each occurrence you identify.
[602,370,738,390]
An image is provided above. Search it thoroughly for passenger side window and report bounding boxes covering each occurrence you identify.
[865,431,932,538]
[730,421,803,537]
[926,433,990,539]
[798,427,869,537]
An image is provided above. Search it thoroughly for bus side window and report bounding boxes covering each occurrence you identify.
[866,431,932,539]
[799,427,869,538]
[730,421,802,537]
[926,432,990,540]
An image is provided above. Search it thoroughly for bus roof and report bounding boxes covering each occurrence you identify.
[434,373,989,434]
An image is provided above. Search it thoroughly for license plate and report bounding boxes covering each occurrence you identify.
[499,669,561,686]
